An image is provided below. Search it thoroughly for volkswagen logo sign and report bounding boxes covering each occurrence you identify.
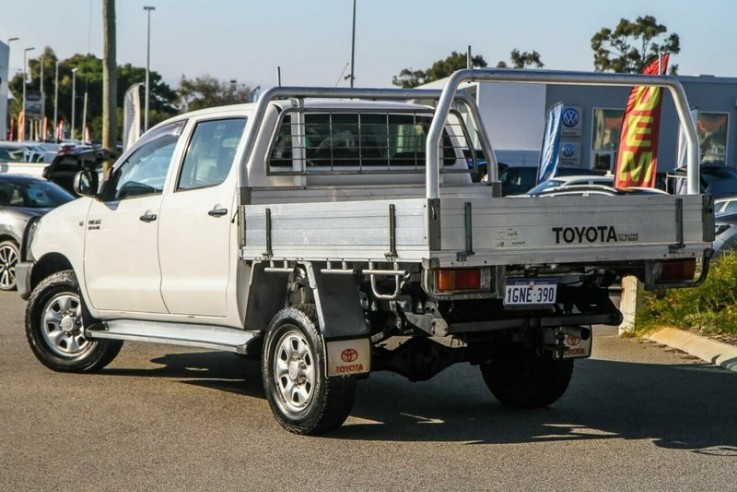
[562,108,579,128]
[562,143,576,158]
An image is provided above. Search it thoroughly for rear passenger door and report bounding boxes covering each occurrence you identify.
[158,118,247,318]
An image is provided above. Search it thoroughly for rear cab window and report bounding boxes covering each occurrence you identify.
[267,109,470,176]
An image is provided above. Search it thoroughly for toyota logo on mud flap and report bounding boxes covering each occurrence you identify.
[341,348,358,363]
[566,335,581,346]
[562,108,579,127]
[562,143,576,158]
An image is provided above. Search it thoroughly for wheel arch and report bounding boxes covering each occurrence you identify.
[29,253,74,295]
[0,232,20,245]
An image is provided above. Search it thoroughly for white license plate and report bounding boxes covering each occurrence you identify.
[503,278,557,306]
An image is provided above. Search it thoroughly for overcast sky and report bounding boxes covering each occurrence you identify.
[2,0,735,90]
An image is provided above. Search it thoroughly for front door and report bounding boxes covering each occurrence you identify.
[84,121,185,314]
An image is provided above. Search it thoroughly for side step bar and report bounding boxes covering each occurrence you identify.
[86,320,260,354]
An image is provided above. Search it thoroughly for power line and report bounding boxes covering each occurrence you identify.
[335,62,350,87]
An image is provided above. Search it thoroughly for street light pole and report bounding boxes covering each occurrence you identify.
[350,0,356,88]
[39,56,44,140]
[22,46,35,140]
[6,37,18,140]
[71,67,78,141]
[53,60,59,140]
[143,5,156,131]
[82,89,88,143]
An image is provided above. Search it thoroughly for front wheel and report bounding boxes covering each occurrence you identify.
[262,306,356,435]
[25,270,123,372]
[0,239,19,291]
[480,349,574,409]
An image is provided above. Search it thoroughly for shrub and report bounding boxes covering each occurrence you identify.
[637,252,737,335]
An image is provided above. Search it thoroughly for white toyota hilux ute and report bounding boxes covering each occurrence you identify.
[16,69,714,435]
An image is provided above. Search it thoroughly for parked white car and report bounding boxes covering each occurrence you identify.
[715,196,737,215]
[526,174,614,196]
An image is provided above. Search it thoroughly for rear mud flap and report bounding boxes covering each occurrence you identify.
[326,338,371,376]
[542,326,592,359]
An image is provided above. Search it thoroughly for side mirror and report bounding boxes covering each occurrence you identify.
[73,170,100,198]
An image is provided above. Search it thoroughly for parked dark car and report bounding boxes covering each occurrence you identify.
[463,149,488,182]
[43,147,117,195]
[0,144,28,162]
[668,164,737,197]
[0,175,74,290]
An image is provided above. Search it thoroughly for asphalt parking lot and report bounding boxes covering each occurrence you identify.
[2,290,737,491]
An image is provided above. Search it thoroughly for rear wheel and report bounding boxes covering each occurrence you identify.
[0,239,19,291]
[25,270,123,372]
[262,305,356,435]
[480,348,574,409]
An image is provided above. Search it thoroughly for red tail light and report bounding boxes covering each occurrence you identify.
[436,268,482,292]
[659,259,696,283]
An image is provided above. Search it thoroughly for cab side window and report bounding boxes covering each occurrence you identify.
[177,118,246,191]
[106,121,185,201]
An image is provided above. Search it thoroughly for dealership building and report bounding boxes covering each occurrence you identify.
[422,73,735,174]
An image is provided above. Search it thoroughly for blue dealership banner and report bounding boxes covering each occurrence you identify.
[537,102,564,184]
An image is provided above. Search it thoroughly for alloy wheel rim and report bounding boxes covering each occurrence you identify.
[0,244,18,289]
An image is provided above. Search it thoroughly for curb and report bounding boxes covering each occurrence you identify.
[646,327,737,373]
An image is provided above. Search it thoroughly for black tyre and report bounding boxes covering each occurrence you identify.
[0,239,19,291]
[480,349,574,409]
[25,270,123,372]
[262,305,356,435]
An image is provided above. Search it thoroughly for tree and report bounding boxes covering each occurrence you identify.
[10,47,58,123]
[118,63,178,123]
[591,15,680,73]
[102,0,117,150]
[9,51,91,138]
[9,50,177,142]
[176,75,253,111]
[496,49,544,69]
[392,51,487,88]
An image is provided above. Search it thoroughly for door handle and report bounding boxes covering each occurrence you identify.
[208,207,228,217]
[139,213,158,222]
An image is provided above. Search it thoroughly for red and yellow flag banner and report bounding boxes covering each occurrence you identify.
[17,111,25,142]
[614,54,670,189]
